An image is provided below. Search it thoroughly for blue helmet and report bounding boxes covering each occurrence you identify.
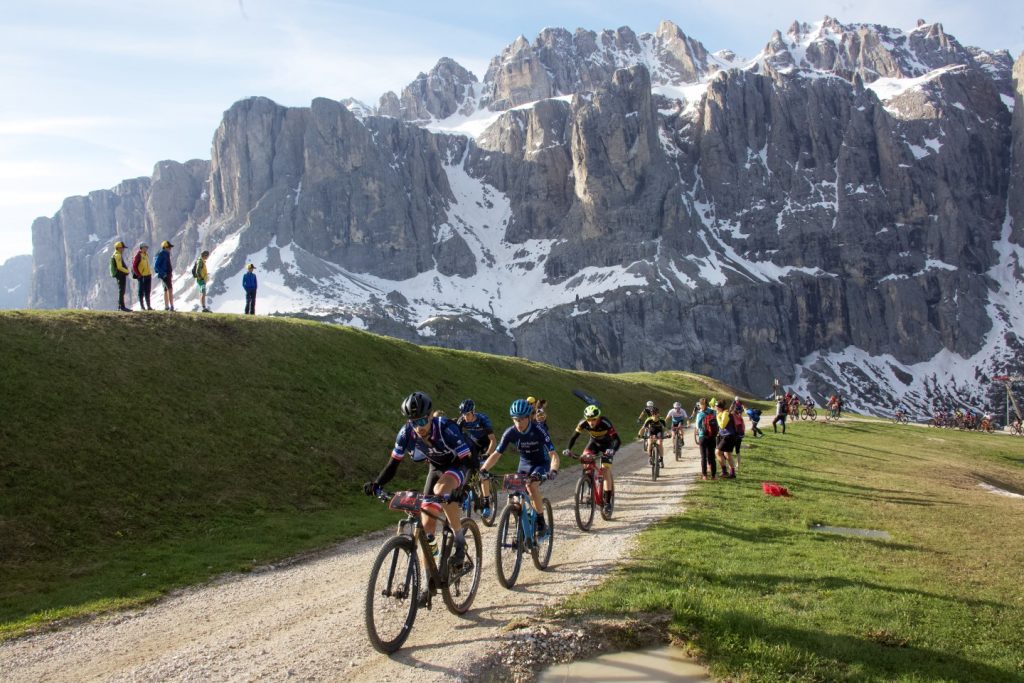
[509,399,532,417]
[459,399,475,414]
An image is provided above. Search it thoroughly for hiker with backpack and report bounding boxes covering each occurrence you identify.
[153,240,175,311]
[694,398,718,480]
[193,251,211,313]
[715,400,738,478]
[731,405,746,472]
[109,241,131,312]
[132,243,153,311]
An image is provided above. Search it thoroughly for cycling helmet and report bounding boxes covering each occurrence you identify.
[584,404,601,419]
[401,391,432,420]
[673,401,682,409]
[510,399,532,417]
[458,399,475,414]
[645,400,655,409]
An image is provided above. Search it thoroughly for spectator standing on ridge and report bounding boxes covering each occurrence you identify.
[772,394,788,434]
[132,243,153,311]
[154,240,175,311]
[242,263,257,315]
[694,398,718,480]
[110,241,131,312]
[195,250,212,313]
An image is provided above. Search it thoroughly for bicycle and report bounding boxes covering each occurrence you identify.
[671,426,685,461]
[493,472,554,589]
[565,450,613,531]
[892,410,909,425]
[364,489,483,654]
[824,408,840,423]
[801,405,817,421]
[461,468,500,527]
[647,433,664,481]
[1010,419,1022,436]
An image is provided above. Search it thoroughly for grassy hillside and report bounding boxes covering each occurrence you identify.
[0,310,744,638]
[562,419,1024,681]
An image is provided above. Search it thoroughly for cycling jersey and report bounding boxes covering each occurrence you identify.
[665,408,688,426]
[457,412,494,452]
[391,417,471,469]
[568,416,621,453]
[641,416,668,436]
[496,421,556,468]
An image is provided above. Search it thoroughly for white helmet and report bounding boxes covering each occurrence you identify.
[645,400,655,409]
[673,402,682,409]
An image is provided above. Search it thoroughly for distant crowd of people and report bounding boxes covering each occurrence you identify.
[109,240,258,314]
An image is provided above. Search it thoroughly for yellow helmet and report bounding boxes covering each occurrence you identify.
[527,396,537,405]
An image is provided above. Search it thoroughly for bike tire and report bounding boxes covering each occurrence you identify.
[574,476,595,531]
[494,504,523,588]
[674,435,682,461]
[531,498,555,571]
[365,534,420,654]
[651,446,659,481]
[442,518,482,614]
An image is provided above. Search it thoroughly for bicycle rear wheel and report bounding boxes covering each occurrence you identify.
[574,476,595,531]
[442,519,482,614]
[365,535,420,654]
[531,498,554,570]
[495,504,523,588]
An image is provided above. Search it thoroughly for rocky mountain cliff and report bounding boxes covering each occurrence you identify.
[28,17,1024,416]
[0,255,31,309]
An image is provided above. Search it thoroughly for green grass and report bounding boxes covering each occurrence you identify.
[559,420,1024,682]
[0,310,744,639]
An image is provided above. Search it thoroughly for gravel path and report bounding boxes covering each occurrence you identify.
[1,439,702,682]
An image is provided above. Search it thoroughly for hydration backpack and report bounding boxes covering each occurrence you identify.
[109,254,118,278]
[732,412,746,436]
[702,411,719,439]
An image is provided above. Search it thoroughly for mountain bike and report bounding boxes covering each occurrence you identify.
[1010,419,1022,436]
[891,410,909,424]
[801,405,817,420]
[671,426,685,461]
[461,468,500,527]
[565,450,613,531]
[364,490,482,654]
[493,472,553,589]
[825,408,840,422]
[647,434,664,481]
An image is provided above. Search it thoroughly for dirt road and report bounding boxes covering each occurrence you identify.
[1,439,702,682]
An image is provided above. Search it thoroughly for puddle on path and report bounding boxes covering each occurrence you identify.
[538,645,709,682]
[978,483,1024,499]
[810,524,891,540]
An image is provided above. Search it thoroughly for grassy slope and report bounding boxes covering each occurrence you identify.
[0,310,743,638]
[561,419,1024,682]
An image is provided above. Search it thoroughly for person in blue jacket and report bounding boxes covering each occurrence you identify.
[746,407,764,437]
[153,240,175,312]
[481,399,560,534]
[242,263,257,315]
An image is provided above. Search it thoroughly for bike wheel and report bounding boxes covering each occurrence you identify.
[574,476,595,531]
[442,518,482,614]
[651,447,659,481]
[531,498,554,571]
[365,534,420,654]
[494,504,523,588]
[674,435,682,461]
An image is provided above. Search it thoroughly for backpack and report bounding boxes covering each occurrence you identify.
[702,411,719,439]
[732,412,746,436]
[109,254,118,278]
[191,258,201,279]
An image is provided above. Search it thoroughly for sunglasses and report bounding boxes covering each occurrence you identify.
[411,416,430,427]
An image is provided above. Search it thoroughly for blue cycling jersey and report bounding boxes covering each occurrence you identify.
[496,421,555,467]
[391,417,471,469]
[457,412,494,450]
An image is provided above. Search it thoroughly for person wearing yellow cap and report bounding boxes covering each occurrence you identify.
[109,241,131,312]
[242,263,257,315]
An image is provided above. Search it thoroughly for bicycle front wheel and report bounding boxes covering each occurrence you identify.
[674,435,682,461]
[495,504,523,588]
[442,518,482,614]
[531,498,554,571]
[651,447,660,481]
[574,475,595,531]
[365,534,420,654]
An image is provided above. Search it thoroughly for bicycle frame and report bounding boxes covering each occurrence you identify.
[380,491,457,605]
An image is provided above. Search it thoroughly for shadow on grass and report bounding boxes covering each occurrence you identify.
[695,610,1021,683]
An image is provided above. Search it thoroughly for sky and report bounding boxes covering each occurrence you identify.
[1,0,1022,264]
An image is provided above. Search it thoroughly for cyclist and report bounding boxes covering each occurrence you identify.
[565,404,621,515]
[665,401,689,449]
[457,399,497,517]
[480,399,559,534]
[639,408,668,467]
[363,391,473,571]
[636,400,656,424]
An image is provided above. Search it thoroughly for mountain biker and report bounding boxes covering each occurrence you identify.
[363,391,473,571]
[480,399,559,534]
[638,408,667,467]
[694,398,718,480]
[666,401,688,448]
[636,400,656,424]
[457,398,497,517]
[565,404,621,515]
